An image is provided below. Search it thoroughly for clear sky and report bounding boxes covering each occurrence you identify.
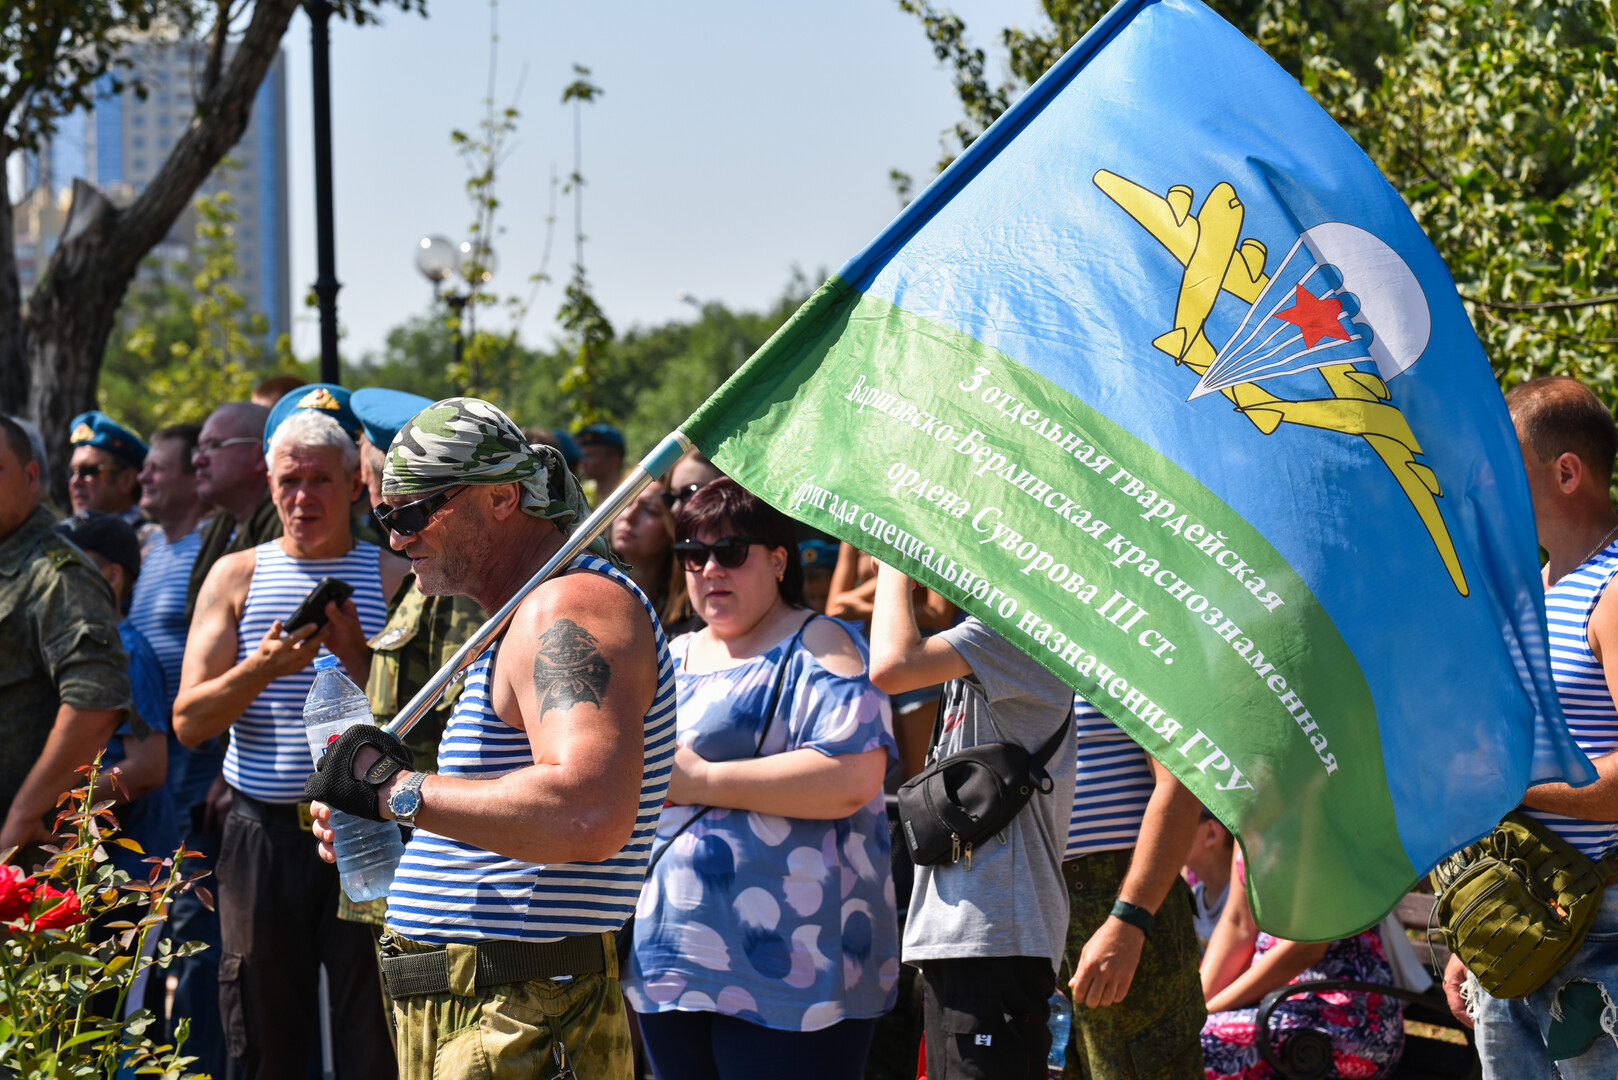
[278,0,1046,361]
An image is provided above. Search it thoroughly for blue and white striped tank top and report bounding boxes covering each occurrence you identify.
[223,541,389,802]
[128,525,204,710]
[1066,694,1155,859]
[385,553,677,944]
[1524,541,1618,859]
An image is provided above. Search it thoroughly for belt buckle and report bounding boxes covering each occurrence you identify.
[297,801,315,832]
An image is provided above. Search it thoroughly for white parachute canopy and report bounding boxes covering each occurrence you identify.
[1190,222,1432,399]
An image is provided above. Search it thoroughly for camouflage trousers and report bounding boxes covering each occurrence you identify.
[384,932,634,1080]
[1060,849,1207,1080]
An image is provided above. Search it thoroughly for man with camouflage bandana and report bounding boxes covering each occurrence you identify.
[351,388,486,760]
[305,397,674,1080]
[333,390,487,931]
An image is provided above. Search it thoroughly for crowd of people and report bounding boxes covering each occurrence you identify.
[3,372,1616,1080]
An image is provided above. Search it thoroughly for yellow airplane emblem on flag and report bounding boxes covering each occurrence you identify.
[1093,169,1468,597]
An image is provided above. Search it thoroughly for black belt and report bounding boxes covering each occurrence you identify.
[378,934,608,998]
[228,787,314,831]
[1063,848,1134,894]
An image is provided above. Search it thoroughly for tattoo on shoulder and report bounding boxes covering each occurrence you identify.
[531,618,612,719]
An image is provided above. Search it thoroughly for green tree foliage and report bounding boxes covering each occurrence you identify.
[101,190,294,435]
[900,0,1618,402]
[1,0,422,507]
[546,279,813,455]
[555,64,614,429]
[357,274,813,457]
[441,0,553,403]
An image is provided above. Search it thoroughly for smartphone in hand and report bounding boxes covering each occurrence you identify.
[284,577,355,634]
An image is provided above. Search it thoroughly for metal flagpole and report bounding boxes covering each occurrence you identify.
[384,431,692,740]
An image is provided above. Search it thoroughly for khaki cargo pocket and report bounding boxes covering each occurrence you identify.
[433,1016,491,1080]
[217,953,249,1061]
[479,974,624,1079]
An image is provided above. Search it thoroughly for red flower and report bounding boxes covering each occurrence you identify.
[0,865,34,922]
[1333,1052,1380,1078]
[30,883,86,930]
[1321,1003,1355,1027]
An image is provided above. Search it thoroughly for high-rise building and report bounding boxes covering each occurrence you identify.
[87,41,291,342]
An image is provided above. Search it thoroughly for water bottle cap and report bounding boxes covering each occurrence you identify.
[313,655,339,671]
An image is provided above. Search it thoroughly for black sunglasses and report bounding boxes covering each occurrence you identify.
[673,535,761,572]
[68,462,126,482]
[376,485,468,537]
[660,482,705,509]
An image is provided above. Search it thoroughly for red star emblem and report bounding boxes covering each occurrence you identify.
[1276,284,1352,348]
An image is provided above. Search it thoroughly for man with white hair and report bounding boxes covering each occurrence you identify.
[174,407,407,1080]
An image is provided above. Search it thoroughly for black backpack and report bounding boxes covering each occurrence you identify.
[896,684,1072,869]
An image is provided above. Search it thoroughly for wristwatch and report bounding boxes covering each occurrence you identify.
[388,771,426,827]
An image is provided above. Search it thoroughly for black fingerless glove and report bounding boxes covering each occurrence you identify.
[303,725,415,821]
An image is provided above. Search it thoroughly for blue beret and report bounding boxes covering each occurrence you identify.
[263,383,361,449]
[799,539,840,568]
[69,411,148,467]
[574,422,625,451]
[550,428,582,465]
[352,387,434,451]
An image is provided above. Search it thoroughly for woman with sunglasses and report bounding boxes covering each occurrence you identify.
[623,478,900,1080]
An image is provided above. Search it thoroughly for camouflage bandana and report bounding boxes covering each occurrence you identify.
[383,397,623,568]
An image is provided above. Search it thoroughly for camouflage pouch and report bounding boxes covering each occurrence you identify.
[1431,812,1614,999]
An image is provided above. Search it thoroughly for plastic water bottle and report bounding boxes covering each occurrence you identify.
[1046,989,1072,1078]
[303,655,404,901]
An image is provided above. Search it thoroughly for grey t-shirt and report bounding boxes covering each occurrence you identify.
[902,617,1077,970]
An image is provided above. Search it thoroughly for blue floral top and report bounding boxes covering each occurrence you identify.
[624,616,901,1032]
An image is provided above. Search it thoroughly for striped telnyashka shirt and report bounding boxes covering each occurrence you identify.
[128,525,204,711]
[1065,694,1155,861]
[385,553,677,944]
[1524,541,1618,859]
[222,540,388,803]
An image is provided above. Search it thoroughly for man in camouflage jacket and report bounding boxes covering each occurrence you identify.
[0,416,133,859]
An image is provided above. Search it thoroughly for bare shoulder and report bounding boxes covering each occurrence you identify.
[496,568,657,726]
[198,549,257,613]
[1591,576,1618,666]
[802,614,866,678]
[498,569,656,681]
[521,569,653,649]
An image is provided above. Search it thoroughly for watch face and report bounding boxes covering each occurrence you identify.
[392,788,422,819]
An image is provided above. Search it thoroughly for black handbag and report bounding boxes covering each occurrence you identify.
[896,691,1072,869]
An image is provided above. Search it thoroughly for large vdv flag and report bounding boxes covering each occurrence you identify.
[680,0,1595,940]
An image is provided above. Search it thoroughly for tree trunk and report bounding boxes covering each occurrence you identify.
[0,131,28,414]
[24,0,303,506]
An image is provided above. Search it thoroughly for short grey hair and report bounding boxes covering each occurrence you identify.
[266,409,358,474]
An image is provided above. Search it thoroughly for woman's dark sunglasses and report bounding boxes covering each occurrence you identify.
[673,535,760,572]
[661,482,704,509]
[376,485,468,536]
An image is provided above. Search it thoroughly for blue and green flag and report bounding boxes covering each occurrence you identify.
[679,0,1594,940]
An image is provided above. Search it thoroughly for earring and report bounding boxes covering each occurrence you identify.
[776,570,784,582]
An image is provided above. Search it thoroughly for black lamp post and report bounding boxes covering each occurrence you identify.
[307,0,341,384]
